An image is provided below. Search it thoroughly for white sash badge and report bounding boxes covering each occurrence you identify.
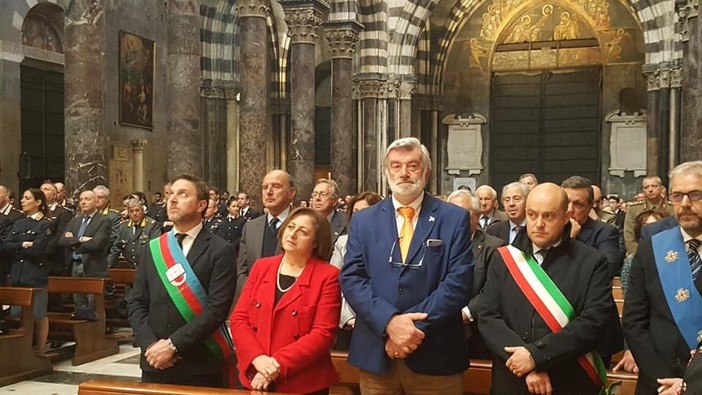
[166,263,187,287]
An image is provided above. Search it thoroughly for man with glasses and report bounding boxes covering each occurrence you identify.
[93,185,123,248]
[311,178,347,256]
[624,176,674,255]
[624,161,702,395]
[340,137,474,394]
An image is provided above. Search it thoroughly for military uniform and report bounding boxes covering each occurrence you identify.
[101,207,123,248]
[0,213,52,287]
[108,217,161,267]
[46,205,73,276]
[597,207,617,226]
[219,215,246,255]
[202,216,223,235]
[623,198,674,255]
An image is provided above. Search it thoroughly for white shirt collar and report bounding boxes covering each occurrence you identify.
[509,219,526,230]
[267,207,291,226]
[0,204,10,215]
[391,193,424,215]
[681,228,702,244]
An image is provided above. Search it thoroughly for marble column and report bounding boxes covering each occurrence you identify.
[325,22,362,196]
[284,3,327,199]
[356,79,385,192]
[237,0,271,197]
[398,77,416,138]
[201,83,227,189]
[226,95,240,194]
[680,2,702,161]
[132,139,147,192]
[167,0,201,178]
[64,1,108,196]
[644,67,672,180]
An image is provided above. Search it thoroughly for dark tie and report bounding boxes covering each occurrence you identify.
[481,216,489,228]
[176,233,187,249]
[510,225,522,245]
[262,217,279,257]
[535,248,549,265]
[73,216,91,260]
[687,239,702,280]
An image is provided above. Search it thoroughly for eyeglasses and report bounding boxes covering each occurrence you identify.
[388,240,426,269]
[669,191,702,202]
[311,191,333,199]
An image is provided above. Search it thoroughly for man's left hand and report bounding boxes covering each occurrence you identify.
[144,339,178,370]
[505,346,535,377]
[385,338,409,359]
[656,377,683,395]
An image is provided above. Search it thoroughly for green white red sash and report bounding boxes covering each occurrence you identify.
[497,245,606,389]
[149,231,234,359]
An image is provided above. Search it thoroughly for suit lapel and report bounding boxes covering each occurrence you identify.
[380,198,401,262]
[275,258,315,312]
[187,230,211,266]
[406,194,438,264]
[248,216,266,258]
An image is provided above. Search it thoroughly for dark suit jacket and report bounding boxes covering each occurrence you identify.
[241,207,261,222]
[231,255,340,393]
[485,220,510,244]
[640,215,678,241]
[576,218,624,360]
[340,193,474,375]
[0,214,12,240]
[128,230,237,378]
[478,229,613,394]
[328,210,347,250]
[236,215,282,301]
[46,206,73,275]
[623,229,698,394]
[59,212,112,277]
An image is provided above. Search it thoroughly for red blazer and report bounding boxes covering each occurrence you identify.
[230,254,341,393]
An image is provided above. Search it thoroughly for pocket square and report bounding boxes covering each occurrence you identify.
[426,239,443,247]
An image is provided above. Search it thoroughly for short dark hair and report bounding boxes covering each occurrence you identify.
[209,187,220,196]
[278,208,332,261]
[170,175,209,216]
[561,176,594,205]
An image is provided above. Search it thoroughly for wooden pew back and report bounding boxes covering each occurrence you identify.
[78,379,287,394]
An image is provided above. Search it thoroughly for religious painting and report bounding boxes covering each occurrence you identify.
[119,30,154,129]
[22,15,63,53]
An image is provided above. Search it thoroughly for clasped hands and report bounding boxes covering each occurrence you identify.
[145,339,179,370]
[250,355,281,390]
[505,346,552,395]
[384,312,427,359]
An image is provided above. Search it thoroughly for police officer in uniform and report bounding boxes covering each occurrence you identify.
[108,199,161,268]
[624,176,674,255]
[202,198,223,235]
[0,188,52,356]
[219,197,246,256]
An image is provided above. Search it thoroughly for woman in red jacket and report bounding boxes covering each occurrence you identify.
[230,208,341,394]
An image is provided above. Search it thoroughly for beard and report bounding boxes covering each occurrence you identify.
[388,175,427,201]
[678,209,702,236]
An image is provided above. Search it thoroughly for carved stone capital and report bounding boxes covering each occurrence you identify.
[324,24,361,59]
[398,77,417,100]
[131,139,148,152]
[236,0,271,18]
[284,6,327,44]
[353,79,386,99]
[670,67,683,87]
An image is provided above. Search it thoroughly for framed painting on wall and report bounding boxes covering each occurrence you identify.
[119,30,154,129]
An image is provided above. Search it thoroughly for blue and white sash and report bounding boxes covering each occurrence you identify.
[652,226,702,349]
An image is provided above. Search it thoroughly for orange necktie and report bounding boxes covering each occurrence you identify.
[398,206,415,262]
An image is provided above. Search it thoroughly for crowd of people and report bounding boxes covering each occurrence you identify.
[1,136,701,394]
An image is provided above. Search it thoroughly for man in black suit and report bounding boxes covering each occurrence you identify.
[562,176,624,366]
[236,170,296,301]
[237,192,261,221]
[311,178,347,254]
[128,175,236,387]
[623,161,702,395]
[486,182,528,245]
[41,182,73,277]
[59,190,112,308]
[479,183,613,394]
[475,185,508,229]
[447,189,505,358]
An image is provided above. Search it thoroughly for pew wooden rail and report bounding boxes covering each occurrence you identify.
[106,268,137,329]
[77,379,289,395]
[331,351,638,395]
[0,287,53,386]
[47,276,120,365]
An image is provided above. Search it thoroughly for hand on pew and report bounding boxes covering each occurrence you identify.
[613,350,639,373]
[505,346,536,377]
[385,312,427,352]
[251,372,272,390]
[144,339,179,370]
[525,371,552,395]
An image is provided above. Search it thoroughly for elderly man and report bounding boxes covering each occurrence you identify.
[447,189,505,359]
[55,182,75,211]
[93,185,123,247]
[475,185,508,229]
[623,161,702,395]
[486,182,529,245]
[519,173,538,190]
[340,137,474,394]
[311,178,347,251]
[624,176,674,255]
[128,175,236,387]
[236,170,296,301]
[108,198,160,268]
[479,183,613,394]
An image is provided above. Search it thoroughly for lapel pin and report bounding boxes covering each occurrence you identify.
[429,216,435,222]
[665,250,679,263]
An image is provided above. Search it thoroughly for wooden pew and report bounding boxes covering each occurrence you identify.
[331,352,638,395]
[78,379,288,394]
[0,287,53,386]
[47,276,120,365]
[106,268,137,329]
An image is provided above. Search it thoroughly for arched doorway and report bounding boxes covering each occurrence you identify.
[442,0,646,191]
[20,3,65,191]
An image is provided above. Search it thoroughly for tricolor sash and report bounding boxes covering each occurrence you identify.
[497,245,606,389]
[149,231,234,359]
[651,226,702,349]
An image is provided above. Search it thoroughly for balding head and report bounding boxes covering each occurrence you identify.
[447,190,480,234]
[526,183,570,248]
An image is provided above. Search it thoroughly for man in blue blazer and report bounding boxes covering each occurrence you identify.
[340,137,474,394]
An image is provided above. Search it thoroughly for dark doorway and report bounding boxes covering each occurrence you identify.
[20,65,65,191]
[490,68,601,190]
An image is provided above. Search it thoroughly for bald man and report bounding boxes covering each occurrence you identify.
[479,183,614,394]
